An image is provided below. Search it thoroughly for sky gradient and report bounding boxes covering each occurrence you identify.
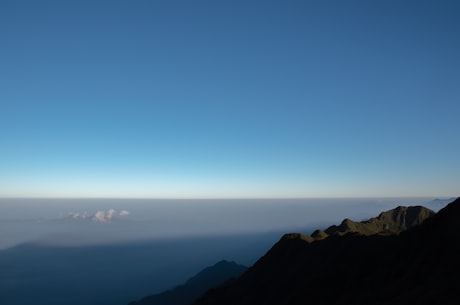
[1,0,459,198]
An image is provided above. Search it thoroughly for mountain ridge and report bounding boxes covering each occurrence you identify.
[289,205,435,243]
[323,205,435,236]
[193,198,460,305]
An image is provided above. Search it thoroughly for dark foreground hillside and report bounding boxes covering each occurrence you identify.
[194,199,460,305]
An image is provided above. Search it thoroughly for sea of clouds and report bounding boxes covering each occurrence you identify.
[0,197,453,249]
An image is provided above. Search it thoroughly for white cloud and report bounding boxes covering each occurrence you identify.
[119,210,130,216]
[93,210,108,223]
[106,209,116,220]
[63,209,128,223]
[67,211,88,220]
[91,209,122,223]
[69,212,80,219]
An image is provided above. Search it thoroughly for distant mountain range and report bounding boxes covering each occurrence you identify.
[129,260,247,305]
[426,197,457,210]
[192,199,460,305]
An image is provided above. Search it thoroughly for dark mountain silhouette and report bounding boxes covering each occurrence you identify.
[193,199,460,305]
[129,260,247,305]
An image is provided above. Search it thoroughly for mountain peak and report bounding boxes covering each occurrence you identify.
[186,260,247,285]
[323,205,435,237]
[278,205,435,245]
[130,260,247,305]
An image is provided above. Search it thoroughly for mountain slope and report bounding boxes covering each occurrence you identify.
[129,260,247,305]
[193,199,460,305]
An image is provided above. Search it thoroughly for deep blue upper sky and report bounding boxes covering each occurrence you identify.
[1,0,459,198]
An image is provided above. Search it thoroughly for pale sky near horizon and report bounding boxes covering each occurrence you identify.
[1,0,459,199]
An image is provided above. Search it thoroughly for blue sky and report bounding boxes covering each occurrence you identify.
[1,0,459,198]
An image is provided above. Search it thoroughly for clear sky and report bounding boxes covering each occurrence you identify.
[1,0,459,198]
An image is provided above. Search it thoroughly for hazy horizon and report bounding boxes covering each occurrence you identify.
[0,197,453,250]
